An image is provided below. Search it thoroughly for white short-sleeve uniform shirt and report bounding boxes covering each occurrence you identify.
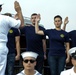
[60,67,76,75]
[0,15,21,54]
[0,15,21,43]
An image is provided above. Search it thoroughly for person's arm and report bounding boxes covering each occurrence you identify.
[62,17,69,30]
[14,14,19,20]
[14,1,24,27]
[65,42,70,63]
[15,36,20,60]
[35,14,44,35]
[42,39,47,59]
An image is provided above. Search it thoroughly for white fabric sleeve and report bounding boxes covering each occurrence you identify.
[6,16,21,28]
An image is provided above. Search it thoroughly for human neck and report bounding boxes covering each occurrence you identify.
[31,24,35,27]
[24,69,35,75]
[74,66,76,73]
[55,27,61,31]
[31,23,35,27]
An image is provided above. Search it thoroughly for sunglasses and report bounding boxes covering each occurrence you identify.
[23,59,36,63]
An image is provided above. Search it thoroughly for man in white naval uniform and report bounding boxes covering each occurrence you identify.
[0,1,24,75]
[60,47,76,75]
[17,51,42,75]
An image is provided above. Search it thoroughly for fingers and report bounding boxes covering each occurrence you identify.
[37,14,40,17]
[14,1,21,12]
[37,14,41,20]
[65,17,68,21]
[64,16,69,25]
[15,1,20,9]
[14,1,19,7]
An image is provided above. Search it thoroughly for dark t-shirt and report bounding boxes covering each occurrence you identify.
[7,28,20,54]
[20,25,46,56]
[44,29,69,56]
[69,30,76,47]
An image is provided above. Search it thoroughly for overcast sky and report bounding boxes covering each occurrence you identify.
[1,0,76,32]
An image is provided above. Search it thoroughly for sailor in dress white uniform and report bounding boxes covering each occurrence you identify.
[17,51,42,75]
[0,1,24,75]
[60,47,76,75]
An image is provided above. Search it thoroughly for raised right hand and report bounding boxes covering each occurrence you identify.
[64,17,69,25]
[35,14,41,23]
[14,1,21,13]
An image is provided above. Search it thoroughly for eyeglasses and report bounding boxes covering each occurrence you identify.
[23,59,36,63]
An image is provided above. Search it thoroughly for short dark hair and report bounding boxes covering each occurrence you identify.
[31,13,37,17]
[3,13,12,17]
[0,5,2,8]
[54,15,62,20]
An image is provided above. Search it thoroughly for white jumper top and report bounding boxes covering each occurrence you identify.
[17,70,42,75]
[60,67,76,75]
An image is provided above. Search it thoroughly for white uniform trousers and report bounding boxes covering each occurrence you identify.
[0,43,8,75]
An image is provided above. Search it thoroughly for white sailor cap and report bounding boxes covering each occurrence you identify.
[68,47,76,59]
[0,1,3,5]
[21,51,38,59]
